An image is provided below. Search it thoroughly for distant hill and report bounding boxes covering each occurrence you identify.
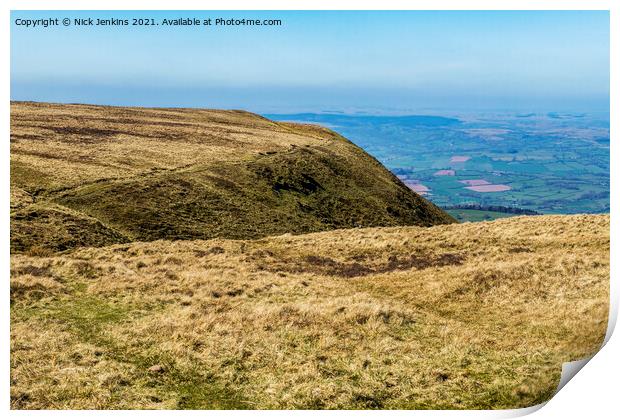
[264,112,461,127]
[10,102,455,253]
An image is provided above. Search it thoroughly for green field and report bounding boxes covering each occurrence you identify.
[445,209,515,222]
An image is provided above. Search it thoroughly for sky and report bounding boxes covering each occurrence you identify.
[10,10,610,114]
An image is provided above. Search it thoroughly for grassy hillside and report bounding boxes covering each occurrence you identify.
[10,215,609,409]
[10,102,454,253]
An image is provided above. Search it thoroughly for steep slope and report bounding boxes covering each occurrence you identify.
[10,102,454,253]
[10,215,609,409]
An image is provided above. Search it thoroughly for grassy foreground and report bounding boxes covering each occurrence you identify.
[10,214,609,409]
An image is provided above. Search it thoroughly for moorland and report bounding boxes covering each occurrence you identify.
[10,102,609,409]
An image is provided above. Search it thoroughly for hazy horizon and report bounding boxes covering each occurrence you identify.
[11,10,610,114]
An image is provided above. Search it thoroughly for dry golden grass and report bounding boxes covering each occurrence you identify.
[10,214,609,409]
[10,101,335,189]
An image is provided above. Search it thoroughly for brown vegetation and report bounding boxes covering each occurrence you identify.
[10,215,609,409]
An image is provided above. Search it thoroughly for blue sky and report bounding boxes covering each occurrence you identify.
[11,10,609,113]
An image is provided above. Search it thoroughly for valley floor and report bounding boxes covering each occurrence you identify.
[10,215,609,409]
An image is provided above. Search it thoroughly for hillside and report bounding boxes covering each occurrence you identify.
[10,102,454,253]
[10,215,609,409]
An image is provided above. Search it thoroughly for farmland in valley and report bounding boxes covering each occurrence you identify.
[266,112,610,215]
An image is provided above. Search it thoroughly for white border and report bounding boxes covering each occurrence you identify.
[3,2,617,419]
